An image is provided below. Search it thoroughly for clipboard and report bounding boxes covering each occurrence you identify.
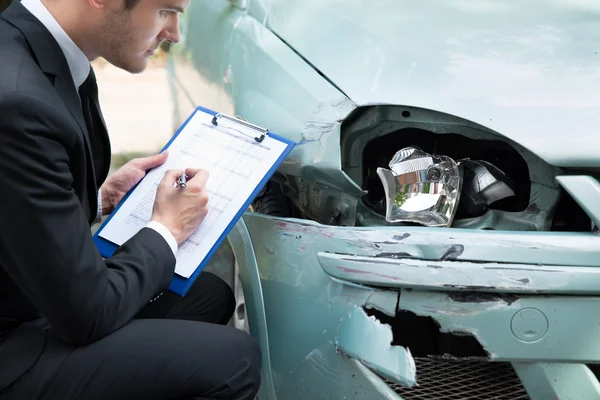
[93,105,296,296]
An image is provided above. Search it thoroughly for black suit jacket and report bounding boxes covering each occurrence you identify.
[0,1,176,390]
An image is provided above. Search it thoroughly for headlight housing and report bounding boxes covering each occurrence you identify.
[377,146,516,227]
[377,147,462,227]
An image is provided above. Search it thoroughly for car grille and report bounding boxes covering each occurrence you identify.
[386,357,530,400]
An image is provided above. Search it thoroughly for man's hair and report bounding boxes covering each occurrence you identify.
[123,0,141,10]
[0,0,13,13]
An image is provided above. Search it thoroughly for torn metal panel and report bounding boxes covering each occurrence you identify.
[330,283,399,318]
[364,290,399,317]
[397,289,600,363]
[336,306,416,388]
[318,251,600,294]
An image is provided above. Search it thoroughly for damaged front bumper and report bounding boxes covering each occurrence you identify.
[337,296,417,388]
[231,208,600,400]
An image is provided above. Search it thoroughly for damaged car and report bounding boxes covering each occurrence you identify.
[163,0,600,399]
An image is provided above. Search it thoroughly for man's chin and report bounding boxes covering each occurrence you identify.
[107,57,148,74]
[124,59,149,74]
[128,63,148,75]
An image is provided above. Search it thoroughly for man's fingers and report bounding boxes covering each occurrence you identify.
[187,169,209,187]
[183,167,208,179]
[162,168,186,186]
[182,167,200,178]
[162,168,209,188]
[136,151,169,170]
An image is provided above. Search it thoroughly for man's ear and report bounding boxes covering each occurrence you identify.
[88,0,117,10]
[88,0,104,10]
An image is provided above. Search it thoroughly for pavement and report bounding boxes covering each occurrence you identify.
[92,55,174,158]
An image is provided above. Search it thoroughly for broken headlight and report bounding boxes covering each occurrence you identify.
[376,147,462,227]
[376,146,515,227]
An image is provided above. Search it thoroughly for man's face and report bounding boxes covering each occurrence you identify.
[98,0,189,73]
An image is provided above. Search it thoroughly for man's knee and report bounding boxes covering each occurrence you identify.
[175,272,236,325]
[216,274,236,323]
[247,335,262,390]
[229,332,262,399]
[204,272,236,325]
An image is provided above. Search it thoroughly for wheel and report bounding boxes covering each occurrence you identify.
[232,259,249,333]
[253,182,293,217]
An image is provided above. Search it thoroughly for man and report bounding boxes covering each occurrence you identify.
[0,0,261,399]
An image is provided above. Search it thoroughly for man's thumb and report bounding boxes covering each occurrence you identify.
[138,150,169,170]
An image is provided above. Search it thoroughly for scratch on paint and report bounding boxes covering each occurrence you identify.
[484,267,561,273]
[265,245,276,255]
[337,266,402,281]
[296,139,319,146]
[393,233,410,241]
[439,244,465,261]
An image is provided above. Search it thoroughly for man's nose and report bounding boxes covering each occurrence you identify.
[159,17,181,44]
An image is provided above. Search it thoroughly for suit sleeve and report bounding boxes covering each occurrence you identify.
[0,92,176,346]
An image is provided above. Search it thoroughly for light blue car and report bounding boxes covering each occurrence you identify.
[163,1,600,399]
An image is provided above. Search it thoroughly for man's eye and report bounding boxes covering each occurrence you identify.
[160,10,174,17]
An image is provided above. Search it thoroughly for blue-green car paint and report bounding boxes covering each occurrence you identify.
[164,1,600,398]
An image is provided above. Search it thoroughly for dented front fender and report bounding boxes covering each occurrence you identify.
[232,212,600,399]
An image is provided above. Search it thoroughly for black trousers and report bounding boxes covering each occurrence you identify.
[0,272,261,400]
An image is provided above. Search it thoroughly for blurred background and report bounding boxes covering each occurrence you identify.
[91,52,174,171]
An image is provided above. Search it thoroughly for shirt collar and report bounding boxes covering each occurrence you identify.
[21,0,90,88]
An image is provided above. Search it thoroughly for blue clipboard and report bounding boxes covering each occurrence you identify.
[93,106,296,296]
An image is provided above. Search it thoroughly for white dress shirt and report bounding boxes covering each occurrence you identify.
[21,0,178,257]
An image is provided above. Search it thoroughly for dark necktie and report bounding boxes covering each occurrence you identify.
[78,68,96,137]
[78,68,104,180]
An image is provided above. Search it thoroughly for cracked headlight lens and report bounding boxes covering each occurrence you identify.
[376,146,462,227]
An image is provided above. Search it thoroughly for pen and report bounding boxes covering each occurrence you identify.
[177,169,187,188]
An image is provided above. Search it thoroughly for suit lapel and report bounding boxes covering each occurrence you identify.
[2,1,101,215]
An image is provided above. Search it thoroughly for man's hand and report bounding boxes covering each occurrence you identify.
[151,168,210,244]
[100,151,169,215]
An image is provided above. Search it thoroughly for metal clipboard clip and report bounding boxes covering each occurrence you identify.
[211,113,267,143]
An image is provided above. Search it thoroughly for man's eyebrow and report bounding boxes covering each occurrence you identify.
[165,4,185,13]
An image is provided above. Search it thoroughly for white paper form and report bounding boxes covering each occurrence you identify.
[98,110,289,278]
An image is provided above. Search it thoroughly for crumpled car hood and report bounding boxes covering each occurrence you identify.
[253,0,600,167]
